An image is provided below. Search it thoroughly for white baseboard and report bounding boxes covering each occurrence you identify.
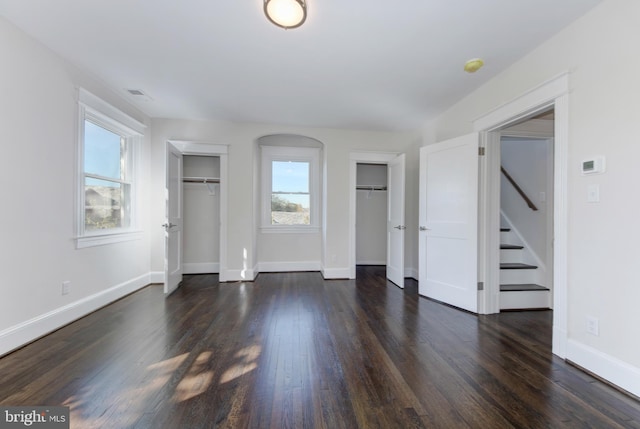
[322,267,350,279]
[0,273,150,357]
[149,271,164,284]
[183,262,220,274]
[258,261,321,273]
[552,325,567,359]
[405,267,418,280]
[566,339,640,398]
[356,260,385,265]
[224,267,257,282]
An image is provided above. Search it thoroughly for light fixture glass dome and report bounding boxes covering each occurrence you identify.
[264,0,307,29]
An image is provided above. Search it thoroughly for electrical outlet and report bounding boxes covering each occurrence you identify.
[586,316,599,336]
[62,281,71,295]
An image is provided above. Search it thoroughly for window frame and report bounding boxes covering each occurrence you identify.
[261,145,321,233]
[76,89,145,248]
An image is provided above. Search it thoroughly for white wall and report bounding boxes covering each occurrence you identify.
[150,118,420,280]
[424,0,640,395]
[0,17,151,355]
[500,137,550,263]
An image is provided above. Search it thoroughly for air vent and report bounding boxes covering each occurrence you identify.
[127,89,146,96]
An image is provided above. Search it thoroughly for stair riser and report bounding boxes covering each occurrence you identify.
[500,269,542,285]
[500,249,523,263]
[500,290,551,310]
[500,231,513,243]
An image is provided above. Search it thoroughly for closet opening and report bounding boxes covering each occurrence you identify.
[183,155,221,275]
[356,163,388,272]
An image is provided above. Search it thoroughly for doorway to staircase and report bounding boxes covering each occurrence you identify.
[498,111,555,310]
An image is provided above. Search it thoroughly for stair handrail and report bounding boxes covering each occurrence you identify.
[501,166,538,211]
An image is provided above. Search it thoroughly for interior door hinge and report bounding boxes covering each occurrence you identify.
[477,282,484,291]
[478,147,486,156]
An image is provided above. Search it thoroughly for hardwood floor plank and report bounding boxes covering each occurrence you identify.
[1,267,640,428]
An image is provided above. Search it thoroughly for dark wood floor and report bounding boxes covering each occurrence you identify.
[2,267,640,428]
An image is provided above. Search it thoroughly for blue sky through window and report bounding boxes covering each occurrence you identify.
[84,120,122,186]
[272,161,309,207]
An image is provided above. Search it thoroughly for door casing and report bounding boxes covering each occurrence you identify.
[348,152,406,282]
[474,72,569,358]
[165,141,229,287]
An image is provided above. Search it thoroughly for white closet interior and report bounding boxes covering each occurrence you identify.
[356,163,387,265]
[183,155,221,274]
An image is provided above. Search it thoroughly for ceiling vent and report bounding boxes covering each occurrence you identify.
[125,89,152,101]
[127,89,145,96]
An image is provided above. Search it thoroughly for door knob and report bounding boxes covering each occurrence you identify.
[394,225,406,230]
[161,222,176,229]
[419,226,429,231]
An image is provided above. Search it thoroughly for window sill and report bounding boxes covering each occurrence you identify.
[260,226,321,234]
[76,230,143,249]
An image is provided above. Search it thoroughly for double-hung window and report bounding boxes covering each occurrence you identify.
[77,89,145,248]
[261,145,320,232]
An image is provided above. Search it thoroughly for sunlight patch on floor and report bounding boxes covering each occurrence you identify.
[219,345,261,385]
[174,351,215,402]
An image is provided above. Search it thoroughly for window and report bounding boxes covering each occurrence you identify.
[261,145,320,232]
[77,89,145,248]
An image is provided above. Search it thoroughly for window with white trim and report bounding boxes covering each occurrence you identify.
[261,146,321,232]
[77,89,145,248]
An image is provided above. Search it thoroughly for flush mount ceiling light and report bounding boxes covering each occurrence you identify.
[264,0,307,29]
[464,58,484,73]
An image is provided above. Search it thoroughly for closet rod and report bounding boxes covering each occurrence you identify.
[182,177,220,184]
[356,185,387,191]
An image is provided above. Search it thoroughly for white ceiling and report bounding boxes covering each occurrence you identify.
[0,0,600,131]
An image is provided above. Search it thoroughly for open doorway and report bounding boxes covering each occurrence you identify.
[182,155,221,275]
[356,163,388,267]
[348,152,405,287]
[498,111,554,310]
[164,141,228,295]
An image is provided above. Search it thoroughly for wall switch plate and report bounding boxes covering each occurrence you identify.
[587,316,599,336]
[62,281,70,295]
[587,184,600,203]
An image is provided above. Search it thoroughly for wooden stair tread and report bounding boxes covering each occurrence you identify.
[501,284,550,292]
[501,244,524,250]
[500,262,538,270]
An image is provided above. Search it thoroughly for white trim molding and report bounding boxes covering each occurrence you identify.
[474,72,569,131]
[258,261,321,272]
[183,263,220,274]
[78,88,146,136]
[224,267,257,282]
[0,273,150,357]
[567,340,640,398]
[76,231,143,249]
[149,271,164,284]
[321,267,350,279]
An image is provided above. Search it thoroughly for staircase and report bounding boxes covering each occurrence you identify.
[500,227,551,310]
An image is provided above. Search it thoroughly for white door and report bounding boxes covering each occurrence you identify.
[386,154,406,288]
[164,143,183,294]
[419,134,479,312]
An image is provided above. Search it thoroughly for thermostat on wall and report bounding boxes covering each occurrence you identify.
[581,156,606,175]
